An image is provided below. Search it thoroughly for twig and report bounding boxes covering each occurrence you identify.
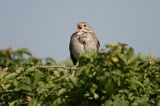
[37,65,79,71]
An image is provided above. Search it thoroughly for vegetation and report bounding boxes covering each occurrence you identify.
[0,43,160,106]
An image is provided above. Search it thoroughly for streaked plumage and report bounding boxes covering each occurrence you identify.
[69,22,100,65]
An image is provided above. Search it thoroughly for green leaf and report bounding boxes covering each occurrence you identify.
[5,73,18,80]
[104,79,114,94]
[69,76,78,86]
[118,54,127,64]
[104,99,113,106]
[18,84,32,91]
[16,67,24,74]
[57,88,66,96]
[111,56,119,63]
[93,93,99,99]
[45,57,56,65]
[129,79,143,88]
[34,70,43,83]
[17,48,32,56]
[22,76,31,85]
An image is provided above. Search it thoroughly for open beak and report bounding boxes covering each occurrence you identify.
[77,25,82,29]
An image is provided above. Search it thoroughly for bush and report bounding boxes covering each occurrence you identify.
[0,43,160,106]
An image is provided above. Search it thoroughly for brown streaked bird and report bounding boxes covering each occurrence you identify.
[69,22,100,65]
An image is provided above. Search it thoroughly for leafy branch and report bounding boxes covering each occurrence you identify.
[0,43,160,106]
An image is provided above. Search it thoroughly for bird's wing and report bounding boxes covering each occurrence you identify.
[92,32,100,51]
[69,33,77,65]
[69,43,77,65]
[97,39,100,51]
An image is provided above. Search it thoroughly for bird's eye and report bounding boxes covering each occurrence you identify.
[84,24,86,27]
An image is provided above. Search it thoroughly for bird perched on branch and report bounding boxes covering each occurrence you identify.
[69,22,100,65]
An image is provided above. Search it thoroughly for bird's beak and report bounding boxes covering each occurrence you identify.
[77,25,82,29]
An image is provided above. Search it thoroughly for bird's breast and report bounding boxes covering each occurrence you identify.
[71,37,85,60]
[71,32,98,60]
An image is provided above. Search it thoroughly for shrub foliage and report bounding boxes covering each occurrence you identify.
[0,43,160,106]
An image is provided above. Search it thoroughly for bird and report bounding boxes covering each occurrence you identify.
[69,22,100,65]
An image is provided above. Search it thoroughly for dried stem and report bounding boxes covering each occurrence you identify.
[37,65,79,71]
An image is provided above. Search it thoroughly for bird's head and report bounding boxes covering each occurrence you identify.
[76,22,93,33]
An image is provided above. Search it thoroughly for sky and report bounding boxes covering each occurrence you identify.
[0,0,160,61]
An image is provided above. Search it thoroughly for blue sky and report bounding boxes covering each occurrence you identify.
[0,0,160,61]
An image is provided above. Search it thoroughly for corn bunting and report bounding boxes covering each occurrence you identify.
[69,22,100,65]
